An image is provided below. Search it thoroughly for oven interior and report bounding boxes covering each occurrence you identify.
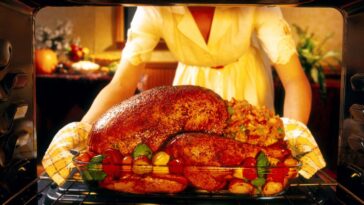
[1,0,364,204]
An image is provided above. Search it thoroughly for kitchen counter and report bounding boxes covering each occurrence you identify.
[91,49,177,65]
[35,50,178,163]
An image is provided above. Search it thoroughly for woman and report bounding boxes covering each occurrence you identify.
[82,6,311,125]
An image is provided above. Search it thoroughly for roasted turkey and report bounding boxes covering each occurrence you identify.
[88,85,228,155]
[79,85,296,194]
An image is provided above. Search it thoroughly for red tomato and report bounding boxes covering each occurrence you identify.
[267,162,289,183]
[99,175,114,187]
[102,149,123,179]
[121,155,133,174]
[242,157,257,180]
[122,155,133,165]
[243,157,257,167]
[76,151,95,163]
[168,159,184,175]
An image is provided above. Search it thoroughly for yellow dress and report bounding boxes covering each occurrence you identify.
[122,6,297,111]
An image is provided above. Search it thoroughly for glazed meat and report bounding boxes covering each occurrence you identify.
[166,133,260,191]
[183,166,231,191]
[166,133,261,166]
[165,133,291,191]
[88,85,228,155]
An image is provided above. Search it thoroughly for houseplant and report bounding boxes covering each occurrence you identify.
[292,24,341,99]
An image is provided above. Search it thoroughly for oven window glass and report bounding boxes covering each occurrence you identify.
[34,6,343,174]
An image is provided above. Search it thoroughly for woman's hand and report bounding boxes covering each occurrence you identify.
[274,54,312,124]
[81,59,146,124]
[42,122,92,185]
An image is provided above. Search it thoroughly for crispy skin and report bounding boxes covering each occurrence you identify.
[88,86,228,155]
[102,174,188,194]
[184,166,231,191]
[263,141,292,160]
[166,133,261,166]
[166,133,262,191]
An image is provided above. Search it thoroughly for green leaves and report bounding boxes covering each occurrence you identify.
[253,152,269,192]
[90,154,104,163]
[252,178,266,189]
[256,152,269,178]
[80,154,107,181]
[292,24,341,100]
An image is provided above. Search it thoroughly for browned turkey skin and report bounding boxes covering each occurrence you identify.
[166,133,261,166]
[165,133,260,191]
[165,133,290,191]
[88,85,228,155]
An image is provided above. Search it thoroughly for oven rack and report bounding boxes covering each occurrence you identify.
[4,169,342,205]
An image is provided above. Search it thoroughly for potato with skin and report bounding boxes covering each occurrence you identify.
[152,151,170,165]
[228,179,254,194]
[233,168,243,179]
[284,157,299,167]
[132,156,152,175]
[152,166,169,174]
[284,157,300,179]
[262,181,284,195]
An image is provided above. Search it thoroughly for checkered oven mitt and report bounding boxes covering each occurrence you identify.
[42,119,326,186]
[41,122,91,185]
[281,117,326,179]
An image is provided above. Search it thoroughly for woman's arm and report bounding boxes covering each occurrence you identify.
[274,54,312,124]
[254,7,311,123]
[81,59,146,124]
[81,7,163,124]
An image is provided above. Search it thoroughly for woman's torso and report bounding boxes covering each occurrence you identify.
[157,6,257,67]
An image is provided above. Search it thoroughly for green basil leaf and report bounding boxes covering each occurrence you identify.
[80,170,93,181]
[88,169,107,181]
[252,177,266,188]
[86,157,107,181]
[256,152,269,178]
[90,154,104,163]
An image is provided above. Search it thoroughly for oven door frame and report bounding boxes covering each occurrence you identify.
[2,0,364,204]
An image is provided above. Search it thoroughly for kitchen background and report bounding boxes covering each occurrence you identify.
[34,6,343,175]
[35,6,343,57]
